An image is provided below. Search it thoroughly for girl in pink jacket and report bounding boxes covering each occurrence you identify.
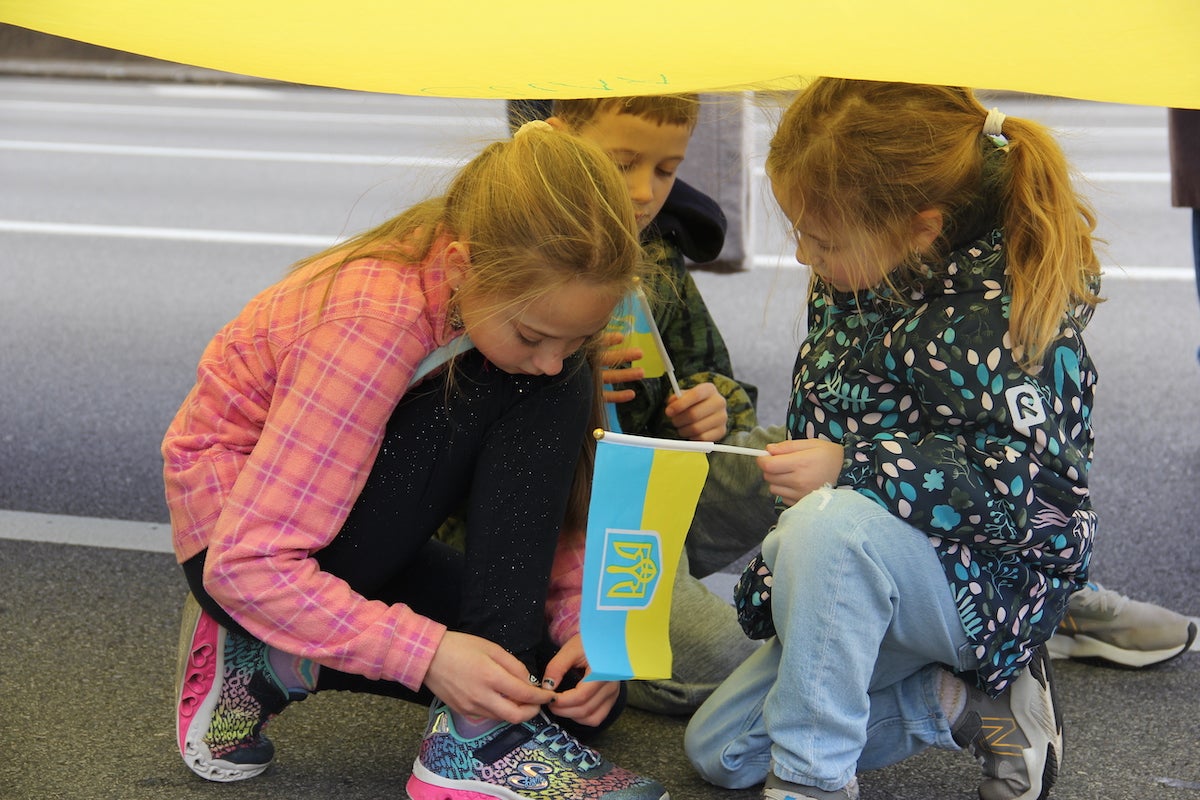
[166,121,668,800]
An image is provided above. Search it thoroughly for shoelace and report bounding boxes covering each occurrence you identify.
[533,722,602,771]
[1072,582,1129,616]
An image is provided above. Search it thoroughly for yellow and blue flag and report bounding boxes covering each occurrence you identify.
[581,432,710,681]
[607,288,670,380]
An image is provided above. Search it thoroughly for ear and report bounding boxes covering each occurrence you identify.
[445,240,471,266]
[544,116,569,132]
[909,209,944,254]
[443,241,472,289]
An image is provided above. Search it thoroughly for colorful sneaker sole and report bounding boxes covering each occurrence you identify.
[407,767,520,800]
[406,767,669,800]
[175,594,269,782]
[1045,621,1198,668]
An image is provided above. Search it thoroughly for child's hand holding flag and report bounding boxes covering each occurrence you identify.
[603,279,680,403]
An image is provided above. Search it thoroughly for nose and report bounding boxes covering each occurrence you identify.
[626,166,654,206]
[793,238,817,269]
[530,349,565,376]
[793,240,808,266]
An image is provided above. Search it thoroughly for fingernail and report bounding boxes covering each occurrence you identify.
[541,678,556,690]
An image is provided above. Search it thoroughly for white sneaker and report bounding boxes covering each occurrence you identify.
[1047,582,1197,667]
[762,773,859,800]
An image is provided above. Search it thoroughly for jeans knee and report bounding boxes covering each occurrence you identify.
[683,723,739,788]
[767,488,886,565]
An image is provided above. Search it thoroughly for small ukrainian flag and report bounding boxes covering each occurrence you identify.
[606,286,671,380]
[580,432,710,681]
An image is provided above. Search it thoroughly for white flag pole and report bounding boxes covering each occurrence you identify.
[594,429,769,457]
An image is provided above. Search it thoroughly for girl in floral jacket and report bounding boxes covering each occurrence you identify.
[685,79,1101,800]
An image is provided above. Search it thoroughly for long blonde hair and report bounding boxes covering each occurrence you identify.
[292,123,644,530]
[293,123,640,320]
[767,79,1102,372]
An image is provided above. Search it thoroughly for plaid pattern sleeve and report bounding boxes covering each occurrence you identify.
[545,529,586,646]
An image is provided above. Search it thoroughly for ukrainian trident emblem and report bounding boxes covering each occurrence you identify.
[595,529,662,610]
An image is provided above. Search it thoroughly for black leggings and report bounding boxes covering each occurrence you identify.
[184,348,594,699]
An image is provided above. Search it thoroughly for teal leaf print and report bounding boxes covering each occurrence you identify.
[817,372,873,413]
[955,586,985,637]
[931,504,962,530]
[1053,346,1081,395]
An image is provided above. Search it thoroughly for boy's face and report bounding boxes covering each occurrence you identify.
[564,108,692,232]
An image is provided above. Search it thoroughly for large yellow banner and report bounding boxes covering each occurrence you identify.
[2,0,1198,107]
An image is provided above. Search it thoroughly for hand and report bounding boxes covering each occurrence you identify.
[664,383,728,442]
[598,331,643,404]
[757,438,845,506]
[539,635,621,728]
[424,631,554,724]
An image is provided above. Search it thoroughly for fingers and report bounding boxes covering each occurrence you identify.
[665,385,727,442]
[541,637,585,691]
[600,365,644,386]
[551,679,620,728]
[599,347,645,370]
[425,632,554,724]
[599,331,625,348]
[756,439,845,506]
[602,387,637,404]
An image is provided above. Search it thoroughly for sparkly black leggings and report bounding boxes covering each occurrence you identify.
[183,348,594,701]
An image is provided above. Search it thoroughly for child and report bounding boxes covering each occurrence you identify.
[544,95,775,714]
[684,79,1102,800]
[165,121,669,800]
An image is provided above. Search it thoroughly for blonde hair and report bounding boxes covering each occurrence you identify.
[292,124,644,529]
[294,124,640,317]
[550,94,701,132]
[767,79,1102,372]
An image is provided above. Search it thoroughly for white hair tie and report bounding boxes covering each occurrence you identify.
[983,107,1009,149]
[514,119,553,138]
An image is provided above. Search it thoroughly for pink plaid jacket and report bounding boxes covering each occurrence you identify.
[163,243,583,690]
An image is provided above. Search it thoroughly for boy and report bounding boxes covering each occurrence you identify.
[545,96,776,714]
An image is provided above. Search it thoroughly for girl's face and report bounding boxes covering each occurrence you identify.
[461,280,617,376]
[771,179,910,293]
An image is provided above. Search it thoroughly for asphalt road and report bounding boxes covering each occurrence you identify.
[1,71,1197,800]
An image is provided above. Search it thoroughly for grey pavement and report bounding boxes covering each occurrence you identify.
[2,50,1199,800]
[3,272,1198,800]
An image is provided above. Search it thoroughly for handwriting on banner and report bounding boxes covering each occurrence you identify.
[418,74,674,97]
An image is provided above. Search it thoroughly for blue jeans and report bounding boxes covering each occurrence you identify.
[684,488,976,792]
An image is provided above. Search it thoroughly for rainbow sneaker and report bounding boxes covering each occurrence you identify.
[407,700,669,799]
[175,593,303,781]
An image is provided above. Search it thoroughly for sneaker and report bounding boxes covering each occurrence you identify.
[175,593,301,781]
[952,645,1061,800]
[1047,582,1197,667]
[762,772,859,799]
[406,700,669,799]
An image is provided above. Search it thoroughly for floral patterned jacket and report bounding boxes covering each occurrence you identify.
[788,228,1097,696]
